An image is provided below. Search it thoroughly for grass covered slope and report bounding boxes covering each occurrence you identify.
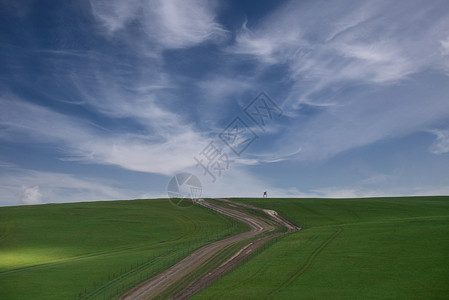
[0,199,248,300]
[195,197,449,299]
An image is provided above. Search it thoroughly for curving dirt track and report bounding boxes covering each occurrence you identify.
[120,198,300,300]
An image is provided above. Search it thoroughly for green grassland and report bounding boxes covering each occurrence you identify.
[194,197,449,299]
[0,199,248,300]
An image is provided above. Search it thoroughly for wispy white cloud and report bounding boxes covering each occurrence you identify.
[231,19,302,64]
[441,37,449,55]
[0,96,203,175]
[90,0,140,33]
[440,36,449,73]
[278,82,449,162]
[428,129,449,154]
[227,0,449,162]
[358,173,396,186]
[90,0,228,49]
[0,0,224,177]
[197,76,253,104]
[231,0,449,98]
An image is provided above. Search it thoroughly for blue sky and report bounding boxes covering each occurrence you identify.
[1,0,449,206]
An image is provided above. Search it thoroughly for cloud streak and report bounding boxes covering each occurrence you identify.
[0,96,203,175]
[231,0,449,98]
[429,129,449,154]
[90,0,228,49]
[227,0,449,162]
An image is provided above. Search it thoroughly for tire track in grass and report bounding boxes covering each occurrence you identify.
[269,226,343,297]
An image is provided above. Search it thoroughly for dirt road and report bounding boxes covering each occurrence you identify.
[120,199,299,300]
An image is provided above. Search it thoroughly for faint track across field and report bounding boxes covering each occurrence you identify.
[269,226,343,296]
